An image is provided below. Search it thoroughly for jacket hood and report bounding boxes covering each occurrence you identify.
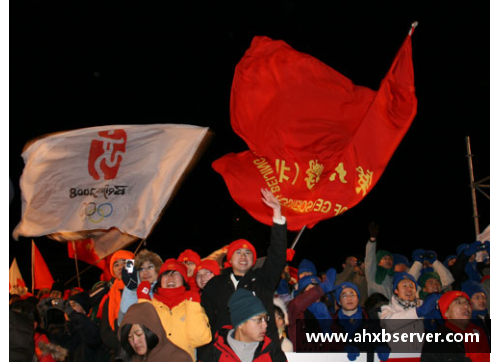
[119,301,191,362]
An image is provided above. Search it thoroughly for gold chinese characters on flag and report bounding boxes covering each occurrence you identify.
[213,24,418,230]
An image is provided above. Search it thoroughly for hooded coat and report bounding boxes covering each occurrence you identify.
[118,302,192,362]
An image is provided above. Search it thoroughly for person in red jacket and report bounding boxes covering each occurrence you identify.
[200,289,287,362]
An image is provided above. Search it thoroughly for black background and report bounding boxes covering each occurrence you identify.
[9,1,490,291]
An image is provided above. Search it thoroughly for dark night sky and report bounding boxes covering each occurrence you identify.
[9,2,491,291]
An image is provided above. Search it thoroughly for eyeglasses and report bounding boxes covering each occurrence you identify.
[138,265,155,272]
[340,292,357,299]
[248,315,270,324]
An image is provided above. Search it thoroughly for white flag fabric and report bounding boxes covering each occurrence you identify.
[13,124,210,248]
[9,258,28,296]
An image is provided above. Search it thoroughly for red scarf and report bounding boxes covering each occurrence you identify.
[445,321,490,362]
[154,286,187,309]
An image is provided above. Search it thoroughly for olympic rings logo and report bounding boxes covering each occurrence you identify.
[80,202,113,223]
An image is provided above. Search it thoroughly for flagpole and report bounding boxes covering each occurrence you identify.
[72,241,81,288]
[133,238,146,256]
[31,240,35,294]
[290,226,306,250]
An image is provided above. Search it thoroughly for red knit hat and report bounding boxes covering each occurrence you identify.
[177,249,201,266]
[194,260,221,278]
[226,239,257,267]
[158,258,188,283]
[110,250,135,278]
[438,290,470,319]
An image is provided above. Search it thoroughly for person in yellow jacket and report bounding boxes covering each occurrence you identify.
[137,258,211,361]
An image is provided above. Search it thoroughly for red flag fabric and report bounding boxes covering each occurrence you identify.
[32,241,55,290]
[67,239,107,270]
[213,25,417,231]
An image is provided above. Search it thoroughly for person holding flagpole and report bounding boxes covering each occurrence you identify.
[201,188,287,346]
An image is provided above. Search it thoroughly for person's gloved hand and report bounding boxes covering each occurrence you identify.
[424,250,437,264]
[326,268,337,286]
[122,265,139,290]
[465,241,482,257]
[320,267,336,294]
[137,281,152,301]
[344,345,360,361]
[484,241,490,255]
[412,249,426,263]
[368,221,379,239]
[416,293,440,318]
[375,346,391,361]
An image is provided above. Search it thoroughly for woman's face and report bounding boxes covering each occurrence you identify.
[195,268,215,289]
[470,292,487,311]
[138,261,158,283]
[113,259,127,280]
[395,280,416,301]
[160,270,184,288]
[128,324,147,356]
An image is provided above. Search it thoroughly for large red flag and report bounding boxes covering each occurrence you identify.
[213,24,418,230]
[32,241,55,290]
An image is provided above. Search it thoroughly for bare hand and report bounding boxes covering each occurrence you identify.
[261,188,282,219]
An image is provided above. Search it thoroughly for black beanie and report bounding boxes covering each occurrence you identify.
[69,292,91,314]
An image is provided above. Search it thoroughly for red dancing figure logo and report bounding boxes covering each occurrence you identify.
[88,129,127,180]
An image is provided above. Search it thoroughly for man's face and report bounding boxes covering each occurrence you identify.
[113,258,127,280]
[344,257,358,268]
[393,263,408,273]
[394,280,416,301]
[470,292,487,311]
[447,258,457,267]
[69,300,85,314]
[445,297,472,329]
[138,261,158,283]
[378,256,393,270]
[423,278,442,294]
[339,287,359,311]
[230,248,254,276]
[49,290,62,299]
[237,313,268,342]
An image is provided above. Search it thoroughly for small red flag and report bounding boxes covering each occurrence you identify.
[67,239,107,270]
[32,241,55,290]
[214,25,418,230]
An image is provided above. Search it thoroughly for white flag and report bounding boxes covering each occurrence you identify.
[9,258,28,296]
[13,124,210,250]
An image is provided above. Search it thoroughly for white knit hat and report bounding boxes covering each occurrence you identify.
[273,296,289,326]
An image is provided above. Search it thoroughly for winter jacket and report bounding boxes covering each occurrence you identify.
[139,298,211,361]
[201,221,287,344]
[421,322,490,362]
[64,310,110,362]
[379,295,425,353]
[199,327,287,362]
[365,240,393,300]
[9,309,35,362]
[118,280,157,326]
[117,302,192,362]
[287,285,344,353]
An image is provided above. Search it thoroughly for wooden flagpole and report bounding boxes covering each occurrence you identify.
[290,226,306,250]
[72,241,81,288]
[466,136,480,238]
[31,240,35,294]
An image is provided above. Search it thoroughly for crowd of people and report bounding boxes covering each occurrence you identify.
[9,190,490,362]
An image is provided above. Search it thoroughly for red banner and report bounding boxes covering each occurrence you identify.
[214,26,417,231]
[32,241,55,290]
[67,239,107,271]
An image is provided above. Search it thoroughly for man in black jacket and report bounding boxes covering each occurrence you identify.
[201,188,287,345]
